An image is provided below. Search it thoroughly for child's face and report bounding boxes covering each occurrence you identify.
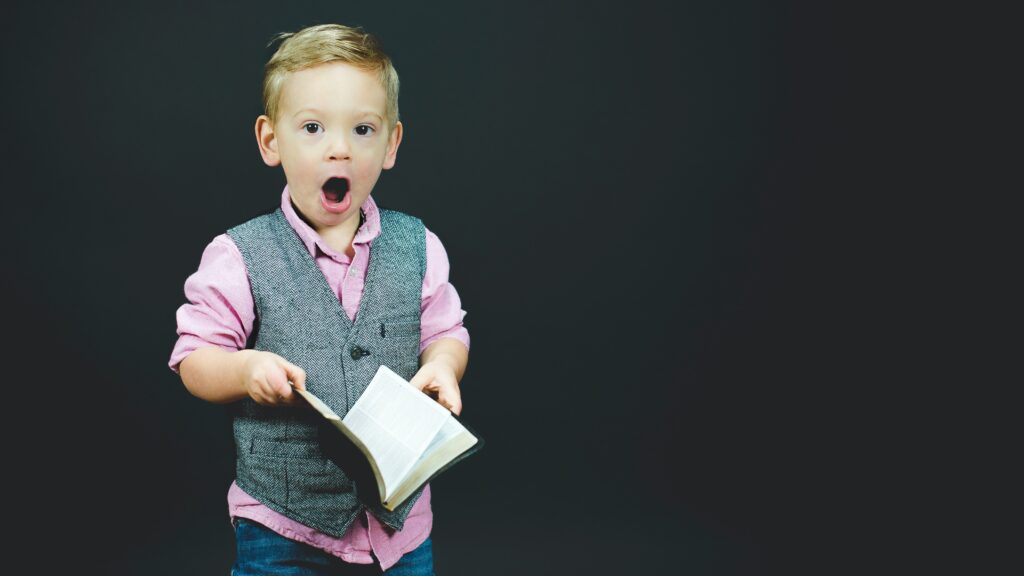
[255,62,402,234]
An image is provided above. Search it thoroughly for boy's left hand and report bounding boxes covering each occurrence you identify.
[409,360,462,416]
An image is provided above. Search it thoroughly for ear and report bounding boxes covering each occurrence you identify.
[255,115,281,166]
[382,121,403,170]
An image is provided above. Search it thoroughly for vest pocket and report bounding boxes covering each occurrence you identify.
[287,457,355,495]
[250,437,322,460]
[381,317,420,338]
[377,316,421,380]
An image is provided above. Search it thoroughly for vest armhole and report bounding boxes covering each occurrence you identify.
[245,305,261,349]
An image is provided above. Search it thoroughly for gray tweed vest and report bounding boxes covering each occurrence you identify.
[225,206,426,536]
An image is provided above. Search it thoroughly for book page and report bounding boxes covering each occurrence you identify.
[384,416,478,510]
[420,416,467,462]
[342,366,450,499]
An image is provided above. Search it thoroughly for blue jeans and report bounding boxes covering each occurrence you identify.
[231,517,435,576]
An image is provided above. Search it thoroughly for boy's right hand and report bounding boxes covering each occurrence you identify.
[238,350,307,406]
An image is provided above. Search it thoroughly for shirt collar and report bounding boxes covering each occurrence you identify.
[280,184,382,261]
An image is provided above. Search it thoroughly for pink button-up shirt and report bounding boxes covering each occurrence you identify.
[169,186,470,570]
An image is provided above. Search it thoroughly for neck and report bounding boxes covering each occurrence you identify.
[314,209,365,258]
[287,194,367,259]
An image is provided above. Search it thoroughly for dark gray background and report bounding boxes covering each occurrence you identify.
[2,1,954,574]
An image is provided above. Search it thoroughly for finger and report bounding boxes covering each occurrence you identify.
[265,363,293,401]
[442,397,462,416]
[260,375,286,405]
[252,383,276,406]
[282,360,307,391]
[437,385,462,416]
[246,372,272,405]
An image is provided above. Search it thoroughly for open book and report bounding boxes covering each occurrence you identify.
[293,365,483,511]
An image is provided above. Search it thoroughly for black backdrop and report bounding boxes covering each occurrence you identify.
[1,1,944,574]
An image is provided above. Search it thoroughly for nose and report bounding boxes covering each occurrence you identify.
[326,133,351,161]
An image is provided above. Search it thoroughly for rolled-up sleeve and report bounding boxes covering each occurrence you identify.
[419,228,470,355]
[168,234,255,374]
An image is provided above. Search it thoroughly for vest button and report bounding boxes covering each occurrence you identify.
[350,346,370,360]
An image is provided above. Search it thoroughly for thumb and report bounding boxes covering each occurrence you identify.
[408,368,429,392]
[280,359,307,392]
[264,361,292,398]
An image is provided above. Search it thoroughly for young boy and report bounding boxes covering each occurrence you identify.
[168,24,469,575]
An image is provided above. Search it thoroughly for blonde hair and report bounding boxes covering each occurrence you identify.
[262,23,400,132]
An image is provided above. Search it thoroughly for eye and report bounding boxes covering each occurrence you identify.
[355,124,375,136]
[303,122,322,134]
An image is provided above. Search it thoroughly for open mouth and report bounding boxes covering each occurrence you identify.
[322,177,350,203]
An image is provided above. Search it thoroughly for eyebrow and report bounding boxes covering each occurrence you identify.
[292,108,383,121]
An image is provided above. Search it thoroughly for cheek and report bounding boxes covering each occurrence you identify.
[360,168,384,189]
[355,160,379,181]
